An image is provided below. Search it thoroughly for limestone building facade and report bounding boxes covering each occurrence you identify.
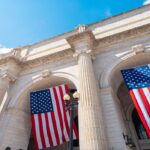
[0,4,150,150]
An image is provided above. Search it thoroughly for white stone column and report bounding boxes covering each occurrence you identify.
[78,52,106,150]
[0,70,16,105]
[67,31,107,150]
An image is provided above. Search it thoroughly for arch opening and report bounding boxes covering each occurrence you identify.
[112,53,150,149]
[14,75,79,150]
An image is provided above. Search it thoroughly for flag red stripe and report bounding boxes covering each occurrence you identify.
[38,114,46,148]
[59,85,70,138]
[53,87,66,142]
[51,112,60,145]
[64,84,78,140]
[64,85,72,137]
[31,115,39,150]
[130,90,150,137]
[58,85,70,141]
[45,113,53,146]
[31,84,78,149]
[73,121,79,139]
[138,88,150,116]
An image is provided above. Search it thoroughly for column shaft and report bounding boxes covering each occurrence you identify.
[78,53,106,150]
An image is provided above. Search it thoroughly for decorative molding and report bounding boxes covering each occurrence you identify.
[77,24,87,33]
[0,70,17,82]
[0,25,149,70]
[132,44,145,54]
[94,24,150,53]
[21,49,73,69]
[67,31,95,52]
[42,70,51,78]
[0,56,22,66]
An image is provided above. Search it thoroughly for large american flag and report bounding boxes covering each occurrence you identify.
[121,64,150,138]
[30,84,78,150]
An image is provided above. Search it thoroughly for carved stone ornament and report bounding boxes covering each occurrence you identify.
[0,70,17,82]
[77,24,86,33]
[132,44,145,54]
[42,70,51,78]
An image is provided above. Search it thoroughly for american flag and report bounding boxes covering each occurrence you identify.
[121,64,150,138]
[30,84,78,150]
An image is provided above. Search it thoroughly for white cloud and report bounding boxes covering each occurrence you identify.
[105,9,112,18]
[143,0,150,5]
[0,44,12,54]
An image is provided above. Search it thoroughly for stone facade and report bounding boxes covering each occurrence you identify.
[0,4,150,150]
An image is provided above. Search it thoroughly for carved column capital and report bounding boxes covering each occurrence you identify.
[67,31,96,59]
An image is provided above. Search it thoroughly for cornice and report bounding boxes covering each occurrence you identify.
[0,25,149,70]
[94,24,150,53]
[0,56,22,66]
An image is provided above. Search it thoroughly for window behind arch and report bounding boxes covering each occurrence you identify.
[132,109,148,139]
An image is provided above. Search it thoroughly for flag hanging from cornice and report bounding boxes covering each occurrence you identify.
[121,64,150,138]
[30,84,78,150]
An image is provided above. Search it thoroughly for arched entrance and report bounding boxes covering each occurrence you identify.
[100,52,150,150]
[27,80,79,150]
[1,74,79,150]
[113,53,150,150]
[117,82,150,150]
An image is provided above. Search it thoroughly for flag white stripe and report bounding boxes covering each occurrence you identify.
[41,113,50,147]
[50,88,63,144]
[56,86,69,141]
[143,88,150,106]
[34,115,43,149]
[133,89,150,128]
[47,112,57,146]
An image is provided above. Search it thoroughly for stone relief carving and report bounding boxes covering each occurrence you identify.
[132,44,145,54]
[42,70,51,78]
[0,69,17,82]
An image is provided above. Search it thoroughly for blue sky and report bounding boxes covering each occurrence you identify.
[0,0,149,51]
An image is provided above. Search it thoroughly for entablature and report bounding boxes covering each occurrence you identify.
[0,5,150,69]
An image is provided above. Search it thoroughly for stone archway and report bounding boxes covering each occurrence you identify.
[100,52,150,92]
[0,74,79,150]
[99,52,150,150]
[117,82,150,150]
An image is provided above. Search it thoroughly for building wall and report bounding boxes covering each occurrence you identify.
[0,4,150,150]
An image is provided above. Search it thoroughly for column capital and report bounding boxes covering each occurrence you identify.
[0,69,17,82]
[67,31,96,60]
[67,31,95,56]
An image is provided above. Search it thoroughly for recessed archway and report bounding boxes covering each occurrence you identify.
[104,52,150,150]
[8,74,79,150]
